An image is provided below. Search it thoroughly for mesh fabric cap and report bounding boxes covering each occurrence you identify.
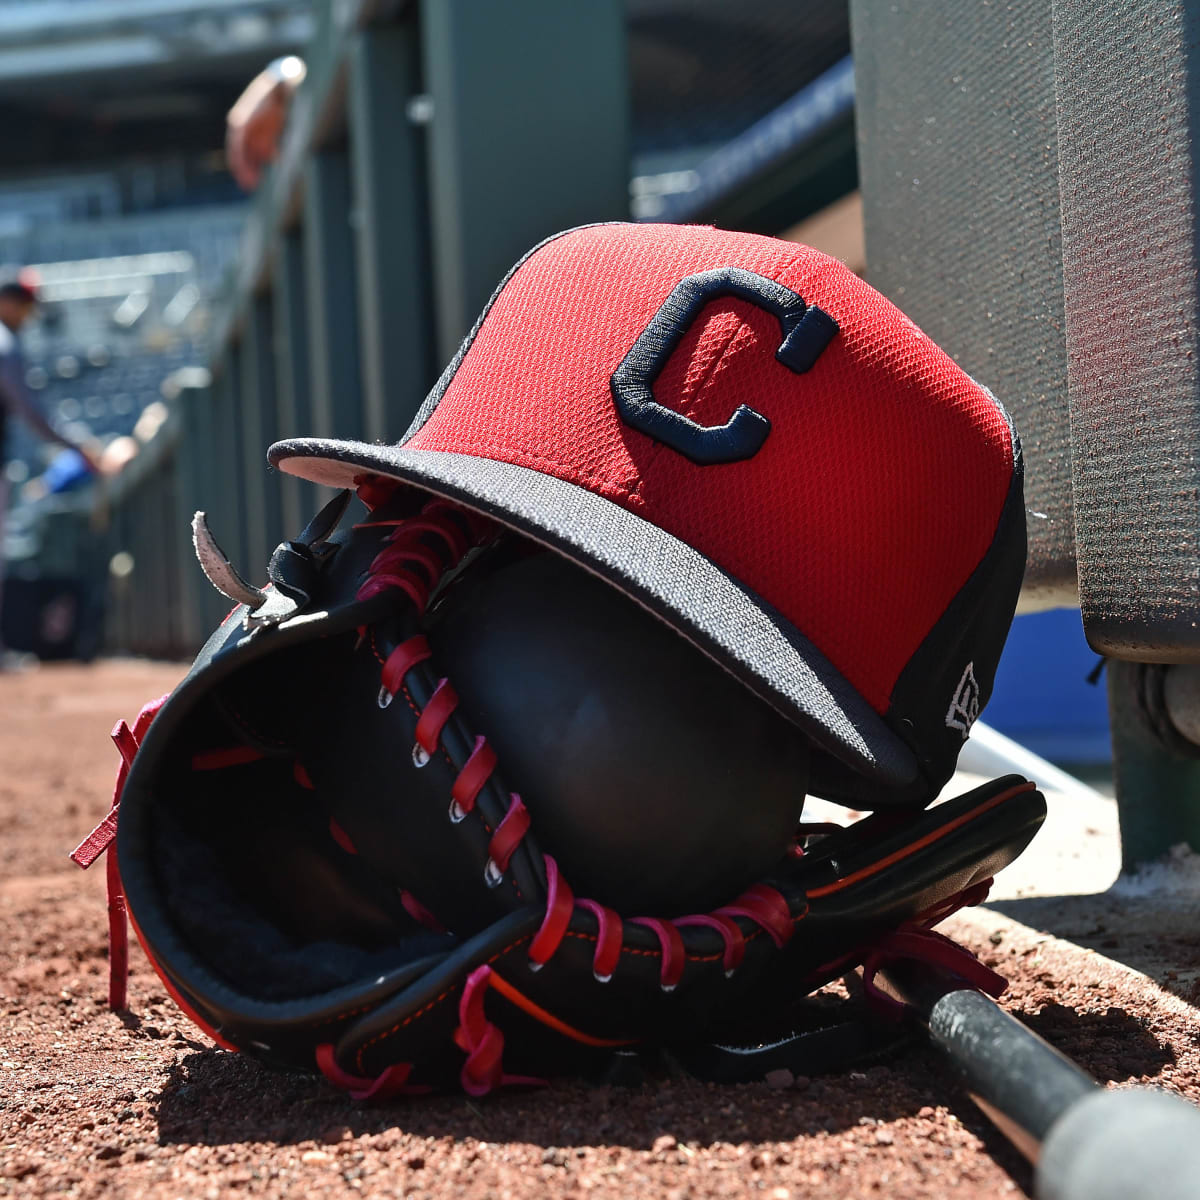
[271,223,1024,805]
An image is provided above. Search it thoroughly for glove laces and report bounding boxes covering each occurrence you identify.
[530,855,796,988]
[436,857,799,1096]
[69,695,169,1011]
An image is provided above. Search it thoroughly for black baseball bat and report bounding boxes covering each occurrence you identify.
[875,959,1200,1200]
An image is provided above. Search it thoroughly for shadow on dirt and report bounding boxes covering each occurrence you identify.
[151,1041,982,1146]
[1017,1002,1177,1083]
[987,893,1200,1008]
[150,998,1172,1199]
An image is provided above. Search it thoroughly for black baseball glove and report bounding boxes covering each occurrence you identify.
[76,479,1045,1097]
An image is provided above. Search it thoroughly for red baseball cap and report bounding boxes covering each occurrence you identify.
[270,223,1025,807]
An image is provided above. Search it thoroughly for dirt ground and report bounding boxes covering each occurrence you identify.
[2,660,1198,1199]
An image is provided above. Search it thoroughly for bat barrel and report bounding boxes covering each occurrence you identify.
[1037,1087,1200,1200]
[926,986,1094,1161]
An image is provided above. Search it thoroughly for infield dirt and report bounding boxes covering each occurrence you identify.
[2,660,1197,1199]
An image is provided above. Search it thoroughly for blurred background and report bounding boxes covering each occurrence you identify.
[0,0,1106,770]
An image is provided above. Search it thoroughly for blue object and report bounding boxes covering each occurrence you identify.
[42,448,90,495]
[985,608,1111,765]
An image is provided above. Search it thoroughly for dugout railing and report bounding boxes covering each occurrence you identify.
[97,0,629,650]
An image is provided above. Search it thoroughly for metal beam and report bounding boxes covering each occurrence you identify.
[169,372,211,651]
[652,57,857,233]
[349,22,434,441]
[206,345,249,627]
[303,148,365,442]
[1107,660,1200,868]
[239,291,283,574]
[272,229,316,530]
[421,0,629,360]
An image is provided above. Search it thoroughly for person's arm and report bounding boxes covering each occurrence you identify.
[0,368,100,472]
[226,56,306,191]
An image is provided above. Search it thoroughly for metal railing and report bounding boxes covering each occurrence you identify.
[98,0,629,658]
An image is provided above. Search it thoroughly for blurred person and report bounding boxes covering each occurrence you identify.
[0,280,99,662]
[226,56,307,191]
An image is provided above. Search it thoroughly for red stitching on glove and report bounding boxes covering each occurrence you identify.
[398,514,471,564]
[315,1043,421,1101]
[380,635,432,700]
[414,679,458,758]
[451,737,498,818]
[357,566,431,612]
[358,516,470,610]
[70,693,169,1011]
[369,539,443,582]
[487,795,530,874]
[357,512,471,560]
[329,818,358,855]
[454,966,548,1096]
[673,912,746,974]
[717,883,795,949]
[353,475,401,512]
[630,918,686,990]
[455,966,506,1095]
[861,924,1008,1021]
[353,933,538,1073]
[916,878,993,927]
[399,889,446,933]
[356,495,533,898]
[530,857,797,990]
[190,745,267,771]
[528,854,574,967]
[575,899,623,980]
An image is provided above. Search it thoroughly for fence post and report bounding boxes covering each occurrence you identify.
[349,22,434,441]
[420,0,629,360]
[303,149,365,442]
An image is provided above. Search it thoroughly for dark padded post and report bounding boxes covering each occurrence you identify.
[238,292,283,575]
[151,460,179,658]
[208,348,248,633]
[850,0,1073,609]
[303,149,365,443]
[1055,1,1200,660]
[1053,3,1200,861]
[420,0,629,362]
[172,377,211,653]
[272,229,316,531]
[348,23,434,443]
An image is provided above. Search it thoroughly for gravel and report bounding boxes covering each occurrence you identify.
[2,661,1197,1199]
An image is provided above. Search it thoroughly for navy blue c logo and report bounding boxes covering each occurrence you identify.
[610,267,838,465]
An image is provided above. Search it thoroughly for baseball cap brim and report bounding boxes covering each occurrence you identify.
[269,438,921,790]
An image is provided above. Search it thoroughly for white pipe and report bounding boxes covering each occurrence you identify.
[959,720,1110,807]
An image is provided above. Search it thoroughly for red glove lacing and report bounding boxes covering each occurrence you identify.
[70,695,170,1011]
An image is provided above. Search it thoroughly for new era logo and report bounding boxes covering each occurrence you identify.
[945,662,980,738]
